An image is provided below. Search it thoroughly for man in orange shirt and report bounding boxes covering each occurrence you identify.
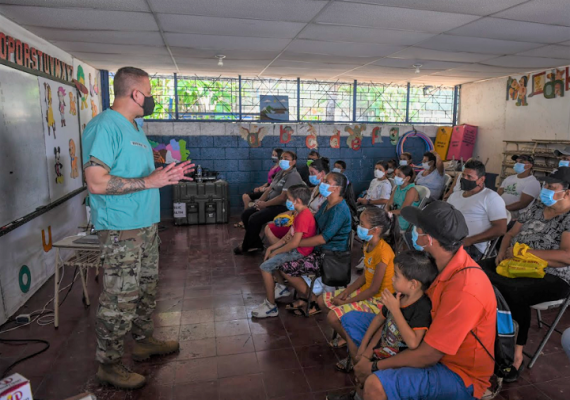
[355,201,496,400]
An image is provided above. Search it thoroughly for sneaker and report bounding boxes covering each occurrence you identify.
[251,299,278,319]
[274,283,291,299]
[326,390,356,400]
[355,257,365,270]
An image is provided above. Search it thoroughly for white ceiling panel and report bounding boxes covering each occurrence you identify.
[287,39,405,58]
[0,5,158,31]
[494,0,570,27]
[338,0,528,16]
[52,42,170,56]
[373,58,469,70]
[353,65,434,76]
[165,33,291,52]
[315,3,480,33]
[483,55,570,69]
[448,17,570,44]
[0,0,150,12]
[417,35,541,55]
[148,0,328,22]
[21,27,165,46]
[170,47,279,61]
[516,45,570,59]
[432,70,509,78]
[389,47,497,63]
[270,60,363,70]
[280,51,381,64]
[450,63,530,73]
[158,14,304,38]
[410,76,478,84]
[299,24,436,45]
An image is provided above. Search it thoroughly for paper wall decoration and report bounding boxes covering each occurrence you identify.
[389,127,399,145]
[54,146,63,184]
[41,226,52,252]
[57,87,66,127]
[330,129,341,148]
[19,265,31,293]
[507,75,529,105]
[68,91,77,115]
[43,82,56,138]
[150,139,190,163]
[544,69,565,99]
[260,95,289,121]
[345,124,365,150]
[240,125,267,147]
[508,68,570,104]
[279,125,293,144]
[372,127,381,145]
[69,139,79,179]
[304,123,318,149]
[529,72,545,97]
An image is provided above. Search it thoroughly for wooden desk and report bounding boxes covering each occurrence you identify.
[53,235,102,328]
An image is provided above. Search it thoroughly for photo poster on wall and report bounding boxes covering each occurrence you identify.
[73,60,101,134]
[38,77,83,202]
[260,95,289,121]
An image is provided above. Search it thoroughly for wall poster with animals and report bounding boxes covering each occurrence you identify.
[73,60,101,136]
[38,77,82,202]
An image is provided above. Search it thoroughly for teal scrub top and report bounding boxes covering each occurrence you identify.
[82,109,160,231]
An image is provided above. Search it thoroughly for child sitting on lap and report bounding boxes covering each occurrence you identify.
[318,207,400,352]
[252,184,316,319]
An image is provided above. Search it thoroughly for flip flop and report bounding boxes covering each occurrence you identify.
[286,301,306,311]
[292,301,321,317]
[335,356,353,373]
[233,222,244,229]
[328,336,347,349]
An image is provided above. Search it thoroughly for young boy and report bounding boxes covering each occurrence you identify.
[333,160,347,174]
[252,184,316,319]
[399,152,413,167]
[326,251,437,400]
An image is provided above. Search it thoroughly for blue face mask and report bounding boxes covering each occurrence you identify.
[357,225,374,242]
[394,176,405,186]
[279,160,291,170]
[559,160,570,168]
[411,227,425,251]
[332,168,342,173]
[319,182,336,197]
[286,199,295,211]
[540,188,563,207]
[309,175,321,186]
[513,163,526,174]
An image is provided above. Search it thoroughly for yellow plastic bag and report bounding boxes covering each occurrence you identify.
[273,213,294,228]
[496,243,547,279]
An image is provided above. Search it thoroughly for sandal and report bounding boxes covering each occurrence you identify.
[233,222,244,229]
[292,301,321,317]
[335,356,353,373]
[286,300,306,311]
[328,336,347,349]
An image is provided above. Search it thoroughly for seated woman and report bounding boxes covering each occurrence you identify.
[357,161,392,210]
[264,158,329,245]
[387,165,420,231]
[237,148,283,227]
[234,151,304,255]
[479,167,570,382]
[273,172,353,316]
[415,150,446,200]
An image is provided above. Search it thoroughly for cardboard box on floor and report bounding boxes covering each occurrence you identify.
[0,373,32,400]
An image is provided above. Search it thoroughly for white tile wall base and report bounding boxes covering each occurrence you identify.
[145,122,439,138]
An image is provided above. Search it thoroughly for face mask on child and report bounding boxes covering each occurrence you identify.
[357,225,374,242]
[386,168,394,174]
[374,170,385,179]
[394,176,405,186]
[399,160,408,166]
[332,168,341,173]
[286,199,295,211]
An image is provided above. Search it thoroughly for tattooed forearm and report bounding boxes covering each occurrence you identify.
[106,176,146,195]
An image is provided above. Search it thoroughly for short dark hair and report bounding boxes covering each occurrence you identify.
[282,150,297,161]
[309,150,320,157]
[438,239,464,253]
[329,172,347,197]
[394,250,438,290]
[334,160,347,170]
[114,67,149,98]
[465,159,486,178]
[273,148,284,159]
[310,157,330,174]
[401,152,413,160]
[375,160,388,169]
[397,165,414,179]
[288,184,312,205]
[423,151,436,163]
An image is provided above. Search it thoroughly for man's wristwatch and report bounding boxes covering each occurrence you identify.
[371,360,379,372]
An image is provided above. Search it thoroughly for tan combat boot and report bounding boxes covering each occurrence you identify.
[96,362,146,389]
[132,336,180,361]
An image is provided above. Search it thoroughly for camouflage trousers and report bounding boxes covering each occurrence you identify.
[95,224,160,364]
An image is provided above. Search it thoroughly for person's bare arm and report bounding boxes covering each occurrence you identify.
[506,193,535,212]
[85,161,194,195]
[299,234,326,248]
[464,219,507,247]
[432,151,444,176]
[528,231,570,268]
[496,221,522,265]
[497,187,505,196]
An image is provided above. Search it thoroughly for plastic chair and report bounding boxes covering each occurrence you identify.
[524,293,570,368]
[414,185,431,210]
[443,174,453,198]
[388,178,395,188]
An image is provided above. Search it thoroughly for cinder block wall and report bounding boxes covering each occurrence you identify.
[145,122,438,217]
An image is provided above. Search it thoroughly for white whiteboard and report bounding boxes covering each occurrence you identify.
[0,64,50,227]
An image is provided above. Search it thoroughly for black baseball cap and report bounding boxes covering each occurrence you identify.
[401,201,469,245]
[511,154,534,164]
[554,146,570,156]
[544,167,570,185]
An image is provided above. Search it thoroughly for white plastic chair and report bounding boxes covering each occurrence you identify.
[443,174,453,198]
[414,185,431,209]
[388,178,395,188]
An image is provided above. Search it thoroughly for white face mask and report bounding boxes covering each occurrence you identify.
[422,162,430,170]
[386,168,394,174]
[374,170,385,179]
[399,160,408,166]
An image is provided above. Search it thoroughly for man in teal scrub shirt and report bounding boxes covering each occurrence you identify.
[83,67,193,389]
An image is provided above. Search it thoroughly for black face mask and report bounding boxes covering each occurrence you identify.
[460,178,478,191]
[133,91,155,117]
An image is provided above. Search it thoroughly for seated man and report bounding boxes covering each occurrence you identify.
[554,146,570,170]
[448,159,507,261]
[498,154,540,220]
[354,201,497,400]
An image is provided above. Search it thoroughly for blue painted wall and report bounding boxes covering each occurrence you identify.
[147,134,429,217]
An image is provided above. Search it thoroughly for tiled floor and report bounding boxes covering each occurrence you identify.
[1,218,570,400]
